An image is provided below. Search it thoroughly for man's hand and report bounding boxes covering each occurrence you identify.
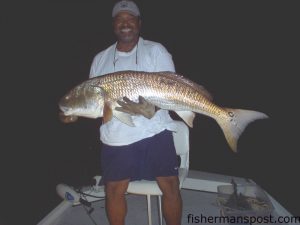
[115,96,157,119]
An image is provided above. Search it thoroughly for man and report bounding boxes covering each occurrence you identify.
[89,1,182,225]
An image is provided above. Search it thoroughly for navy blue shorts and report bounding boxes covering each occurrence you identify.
[100,130,179,184]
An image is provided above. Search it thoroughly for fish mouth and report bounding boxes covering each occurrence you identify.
[59,111,78,123]
[59,106,72,115]
[59,106,71,117]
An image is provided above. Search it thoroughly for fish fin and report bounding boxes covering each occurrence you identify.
[103,101,113,124]
[216,108,269,152]
[113,110,135,127]
[175,111,196,128]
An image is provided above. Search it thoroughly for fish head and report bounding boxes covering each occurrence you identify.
[59,82,105,119]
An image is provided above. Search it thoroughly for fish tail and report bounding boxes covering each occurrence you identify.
[215,108,269,152]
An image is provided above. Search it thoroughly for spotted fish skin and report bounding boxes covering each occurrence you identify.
[59,70,268,152]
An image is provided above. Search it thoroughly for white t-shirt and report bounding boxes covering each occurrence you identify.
[89,37,177,146]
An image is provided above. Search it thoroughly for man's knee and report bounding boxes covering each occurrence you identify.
[156,176,180,197]
[105,179,130,198]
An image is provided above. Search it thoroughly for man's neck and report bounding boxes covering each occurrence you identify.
[116,38,139,52]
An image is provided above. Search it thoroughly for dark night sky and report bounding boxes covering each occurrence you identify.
[2,1,299,224]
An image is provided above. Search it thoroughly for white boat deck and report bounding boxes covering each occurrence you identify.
[38,170,300,225]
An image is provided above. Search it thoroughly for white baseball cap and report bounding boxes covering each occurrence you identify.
[112,0,140,17]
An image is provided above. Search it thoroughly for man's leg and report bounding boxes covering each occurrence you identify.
[156,176,182,225]
[105,179,130,225]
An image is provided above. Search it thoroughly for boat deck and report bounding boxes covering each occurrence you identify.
[38,170,299,225]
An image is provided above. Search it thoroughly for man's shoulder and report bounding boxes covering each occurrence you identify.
[140,38,168,53]
[93,43,115,60]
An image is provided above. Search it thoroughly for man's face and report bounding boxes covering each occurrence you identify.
[113,12,141,44]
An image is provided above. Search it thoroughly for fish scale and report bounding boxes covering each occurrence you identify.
[98,71,213,113]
